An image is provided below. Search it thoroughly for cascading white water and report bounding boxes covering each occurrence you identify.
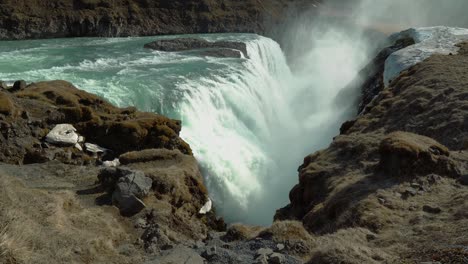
[0,31,371,225]
[178,34,370,224]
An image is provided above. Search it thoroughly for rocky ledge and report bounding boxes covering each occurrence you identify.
[277,31,468,263]
[144,38,249,58]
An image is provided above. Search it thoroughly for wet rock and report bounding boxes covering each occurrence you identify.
[198,48,244,58]
[144,38,249,58]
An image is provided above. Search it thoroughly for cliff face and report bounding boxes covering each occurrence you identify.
[0,0,312,40]
[276,38,468,262]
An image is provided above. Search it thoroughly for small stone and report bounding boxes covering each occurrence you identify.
[428,174,442,184]
[422,205,442,214]
[85,143,108,154]
[21,111,30,120]
[103,158,120,167]
[378,198,386,204]
[256,248,273,257]
[193,240,205,249]
[411,182,421,189]
[276,243,285,251]
[134,218,147,229]
[269,253,285,264]
[74,143,83,151]
[402,187,417,198]
[254,254,268,264]
[202,246,217,260]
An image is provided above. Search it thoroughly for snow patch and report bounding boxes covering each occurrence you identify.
[384,26,468,86]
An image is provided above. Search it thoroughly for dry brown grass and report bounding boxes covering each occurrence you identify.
[0,173,140,264]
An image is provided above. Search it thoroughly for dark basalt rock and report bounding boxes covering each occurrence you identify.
[0,0,298,40]
[144,38,249,58]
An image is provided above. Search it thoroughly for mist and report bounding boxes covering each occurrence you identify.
[235,0,468,224]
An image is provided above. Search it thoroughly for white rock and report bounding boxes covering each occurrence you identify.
[74,143,83,151]
[103,158,120,167]
[85,143,108,153]
[199,198,212,214]
[384,26,468,86]
[45,124,79,145]
[78,136,85,143]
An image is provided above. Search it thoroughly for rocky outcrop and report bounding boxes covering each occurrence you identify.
[277,38,468,262]
[144,38,249,58]
[0,0,310,40]
[0,80,191,165]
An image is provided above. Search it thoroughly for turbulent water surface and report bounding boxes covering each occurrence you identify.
[0,33,367,224]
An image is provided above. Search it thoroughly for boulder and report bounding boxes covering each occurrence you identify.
[144,38,248,58]
[98,167,153,216]
[11,80,26,92]
[45,124,79,145]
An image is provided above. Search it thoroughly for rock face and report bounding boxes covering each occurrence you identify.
[144,38,249,58]
[0,0,302,40]
[277,37,468,263]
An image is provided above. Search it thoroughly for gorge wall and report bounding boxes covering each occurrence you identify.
[0,0,320,40]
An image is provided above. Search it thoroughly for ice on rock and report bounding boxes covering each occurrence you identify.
[384,26,468,86]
